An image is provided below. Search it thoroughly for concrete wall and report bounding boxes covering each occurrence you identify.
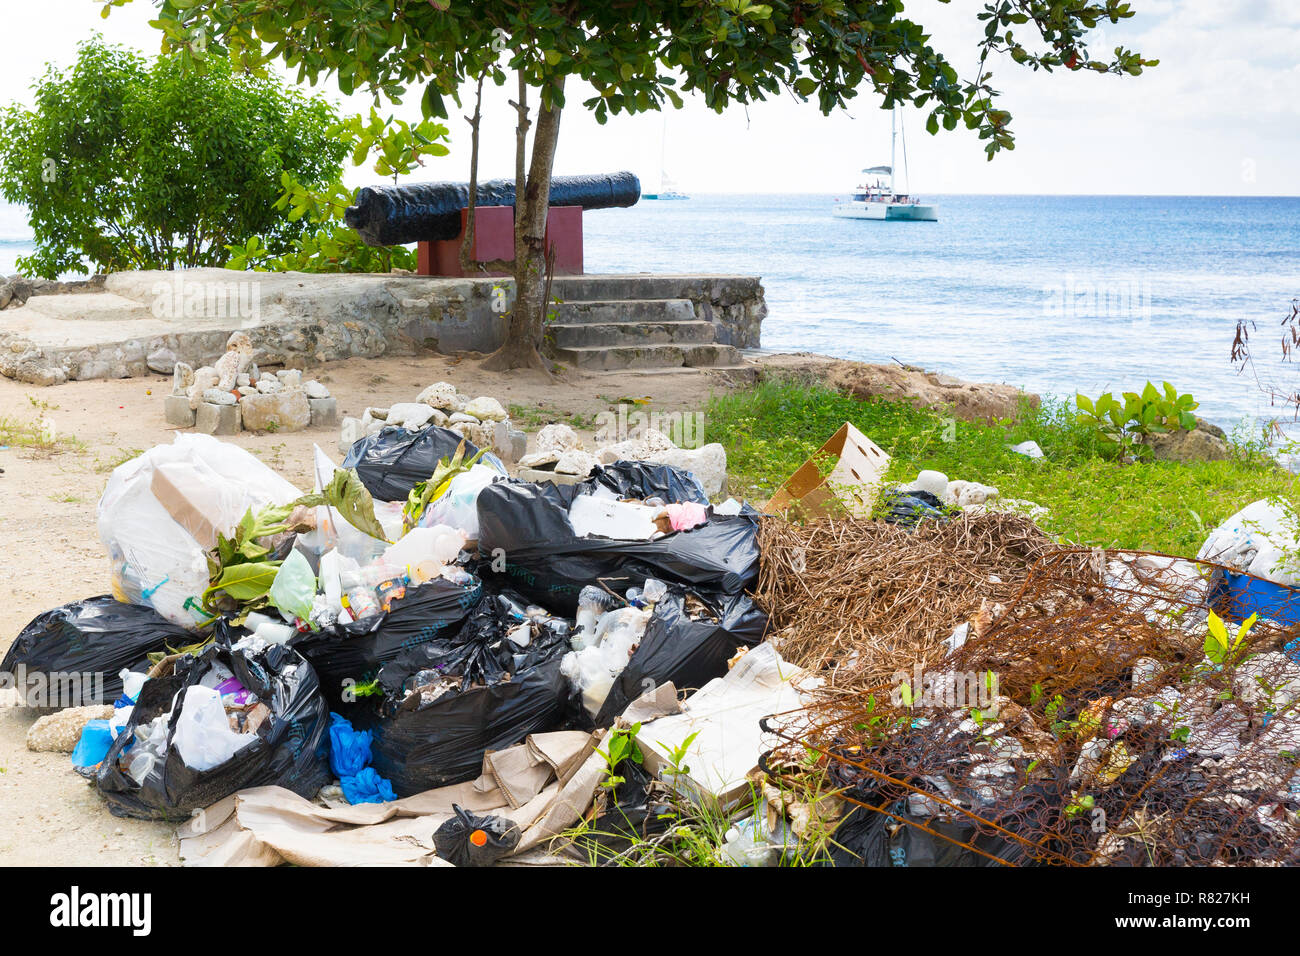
[0,270,766,384]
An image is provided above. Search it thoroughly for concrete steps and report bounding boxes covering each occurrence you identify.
[550,320,716,348]
[553,342,742,371]
[547,296,742,370]
[551,298,697,325]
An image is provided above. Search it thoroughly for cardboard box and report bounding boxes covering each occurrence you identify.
[150,461,226,549]
[764,422,889,518]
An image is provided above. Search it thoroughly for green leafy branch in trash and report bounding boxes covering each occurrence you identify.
[1203,609,1257,667]
[656,731,700,782]
[1074,382,1198,462]
[203,467,385,615]
[596,722,643,791]
[401,441,485,535]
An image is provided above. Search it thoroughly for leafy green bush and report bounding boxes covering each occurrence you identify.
[226,108,450,274]
[0,37,346,278]
[1074,382,1199,459]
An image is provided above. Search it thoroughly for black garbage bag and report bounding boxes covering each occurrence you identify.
[1,597,191,707]
[591,588,768,726]
[476,461,760,616]
[94,643,331,821]
[574,760,674,864]
[290,574,483,710]
[358,590,573,796]
[342,424,482,502]
[433,804,521,866]
[879,489,953,527]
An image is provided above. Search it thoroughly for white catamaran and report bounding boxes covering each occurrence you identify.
[832,108,938,221]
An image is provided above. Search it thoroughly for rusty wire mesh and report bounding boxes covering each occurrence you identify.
[763,547,1300,866]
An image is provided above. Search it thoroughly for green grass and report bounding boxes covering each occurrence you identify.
[0,415,82,456]
[507,402,601,431]
[706,377,1299,555]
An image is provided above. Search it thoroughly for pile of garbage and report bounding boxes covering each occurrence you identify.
[764,548,1300,866]
[2,421,766,837]
[337,380,527,465]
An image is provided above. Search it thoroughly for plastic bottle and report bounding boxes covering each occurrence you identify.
[572,585,618,649]
[339,570,381,620]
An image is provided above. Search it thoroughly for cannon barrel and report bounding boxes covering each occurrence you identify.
[344,171,641,246]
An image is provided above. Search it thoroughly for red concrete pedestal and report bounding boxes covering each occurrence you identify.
[417,205,583,277]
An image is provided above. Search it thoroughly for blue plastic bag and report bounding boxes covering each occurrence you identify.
[328,712,395,804]
[71,720,115,769]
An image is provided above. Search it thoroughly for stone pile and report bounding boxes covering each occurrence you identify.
[517,423,728,497]
[164,331,337,435]
[337,381,527,464]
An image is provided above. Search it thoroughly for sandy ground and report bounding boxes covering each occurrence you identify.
[0,352,754,865]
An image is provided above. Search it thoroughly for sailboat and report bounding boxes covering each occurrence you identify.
[645,172,688,201]
[644,116,690,200]
[831,107,937,221]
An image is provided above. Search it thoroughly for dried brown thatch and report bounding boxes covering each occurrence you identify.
[754,513,1073,692]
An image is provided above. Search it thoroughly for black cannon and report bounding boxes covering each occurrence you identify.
[344,171,641,247]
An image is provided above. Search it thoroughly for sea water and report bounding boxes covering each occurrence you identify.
[5,194,1299,433]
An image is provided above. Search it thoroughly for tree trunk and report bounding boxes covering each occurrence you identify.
[481,77,564,372]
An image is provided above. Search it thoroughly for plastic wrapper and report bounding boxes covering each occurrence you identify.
[94,642,331,820]
[476,462,759,616]
[290,574,484,710]
[352,590,572,796]
[97,434,303,628]
[299,446,390,566]
[342,426,484,504]
[268,548,317,622]
[1,596,191,706]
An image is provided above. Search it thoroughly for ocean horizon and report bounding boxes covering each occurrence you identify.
[4,193,1299,435]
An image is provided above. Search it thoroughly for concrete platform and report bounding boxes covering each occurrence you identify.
[0,269,766,385]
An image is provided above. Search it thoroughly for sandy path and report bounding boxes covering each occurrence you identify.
[0,352,738,865]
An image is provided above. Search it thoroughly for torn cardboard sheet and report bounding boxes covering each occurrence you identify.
[637,643,816,807]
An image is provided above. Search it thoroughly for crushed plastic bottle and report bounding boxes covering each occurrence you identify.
[721,818,780,867]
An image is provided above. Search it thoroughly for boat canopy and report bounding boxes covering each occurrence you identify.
[861,165,892,175]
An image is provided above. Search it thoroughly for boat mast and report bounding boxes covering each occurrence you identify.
[890,106,897,197]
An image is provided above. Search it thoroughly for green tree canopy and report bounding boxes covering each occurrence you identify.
[0,36,348,278]
[106,0,1154,368]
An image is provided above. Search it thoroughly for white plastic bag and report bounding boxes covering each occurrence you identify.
[172,685,256,772]
[299,445,390,565]
[97,434,303,628]
[1198,499,1300,586]
[419,462,506,539]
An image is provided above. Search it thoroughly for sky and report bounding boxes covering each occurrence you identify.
[0,0,1298,197]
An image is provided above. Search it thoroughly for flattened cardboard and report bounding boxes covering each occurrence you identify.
[151,461,223,549]
[764,422,889,518]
